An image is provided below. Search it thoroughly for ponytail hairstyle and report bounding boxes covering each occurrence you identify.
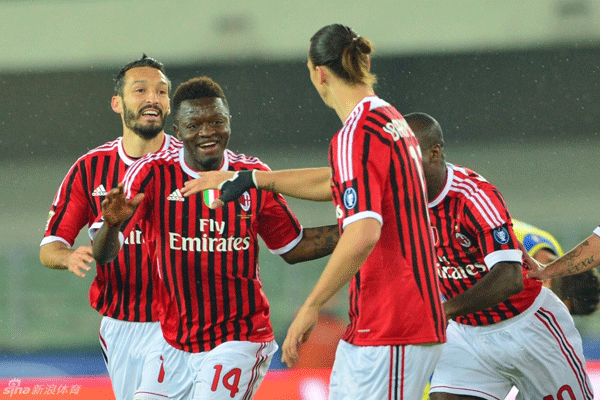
[309,24,376,86]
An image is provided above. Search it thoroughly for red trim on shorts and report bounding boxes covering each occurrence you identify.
[536,308,594,399]
[98,330,107,350]
[133,391,168,398]
[242,342,268,400]
[429,385,502,400]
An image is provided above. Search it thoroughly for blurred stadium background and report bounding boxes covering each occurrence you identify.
[2,0,600,398]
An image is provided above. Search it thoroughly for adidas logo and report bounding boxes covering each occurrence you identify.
[168,189,185,202]
[92,185,107,196]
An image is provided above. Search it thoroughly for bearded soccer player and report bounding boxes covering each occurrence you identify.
[90,76,339,400]
[404,112,593,400]
[40,55,181,400]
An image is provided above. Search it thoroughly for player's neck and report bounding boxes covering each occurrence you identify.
[122,130,166,158]
[428,164,448,201]
[332,83,375,123]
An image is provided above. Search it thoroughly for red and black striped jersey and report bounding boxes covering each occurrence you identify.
[329,96,446,346]
[95,147,303,353]
[428,163,542,326]
[41,135,182,322]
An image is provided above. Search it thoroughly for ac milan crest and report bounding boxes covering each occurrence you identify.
[239,191,251,212]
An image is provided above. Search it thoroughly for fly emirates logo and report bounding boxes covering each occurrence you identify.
[437,255,488,280]
[169,218,250,252]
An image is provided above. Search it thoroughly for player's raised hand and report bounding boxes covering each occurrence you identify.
[101,183,144,227]
[281,304,318,368]
[66,245,94,278]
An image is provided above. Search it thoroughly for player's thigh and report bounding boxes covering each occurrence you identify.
[329,340,441,400]
[190,340,277,400]
[100,318,164,400]
[134,323,171,400]
[511,292,593,400]
[162,344,194,400]
[429,324,513,400]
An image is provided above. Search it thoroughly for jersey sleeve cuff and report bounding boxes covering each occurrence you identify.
[484,249,523,269]
[593,226,600,237]
[40,236,72,248]
[269,227,304,255]
[342,211,383,231]
[88,221,125,249]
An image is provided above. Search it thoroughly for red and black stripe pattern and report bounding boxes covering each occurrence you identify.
[429,163,542,325]
[329,96,446,346]
[42,136,181,322]
[120,148,302,352]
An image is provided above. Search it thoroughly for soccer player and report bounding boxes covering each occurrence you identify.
[91,76,340,400]
[513,219,600,315]
[39,55,181,400]
[404,112,593,400]
[181,24,447,400]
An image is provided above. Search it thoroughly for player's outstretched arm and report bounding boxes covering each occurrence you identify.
[40,241,93,278]
[444,261,524,320]
[281,225,340,264]
[92,183,144,265]
[281,218,380,367]
[528,233,600,281]
[181,167,333,208]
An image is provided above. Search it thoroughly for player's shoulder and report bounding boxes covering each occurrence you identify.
[64,138,121,172]
[451,164,498,192]
[136,147,180,167]
[448,163,505,209]
[166,135,183,150]
[226,149,271,172]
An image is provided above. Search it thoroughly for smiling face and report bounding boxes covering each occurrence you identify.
[112,66,170,139]
[174,97,231,171]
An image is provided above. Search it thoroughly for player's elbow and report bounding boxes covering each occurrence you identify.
[39,247,50,268]
[93,249,115,266]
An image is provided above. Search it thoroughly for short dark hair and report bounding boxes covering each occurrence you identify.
[309,24,376,86]
[404,112,445,152]
[114,54,169,96]
[172,76,229,120]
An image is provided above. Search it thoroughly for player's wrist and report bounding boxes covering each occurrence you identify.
[102,216,121,228]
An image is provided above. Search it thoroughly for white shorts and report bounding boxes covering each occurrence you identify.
[164,340,277,400]
[99,317,169,400]
[329,339,442,400]
[430,287,594,400]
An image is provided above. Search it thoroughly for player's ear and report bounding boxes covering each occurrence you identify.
[316,66,327,85]
[430,144,443,162]
[111,95,122,114]
[173,124,181,140]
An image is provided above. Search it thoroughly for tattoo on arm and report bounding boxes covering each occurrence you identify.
[292,225,340,262]
[562,240,596,275]
[263,182,277,193]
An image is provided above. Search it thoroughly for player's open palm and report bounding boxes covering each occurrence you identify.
[67,245,94,278]
[101,183,144,227]
[281,304,319,368]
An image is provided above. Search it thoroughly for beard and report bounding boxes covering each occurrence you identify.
[123,104,167,139]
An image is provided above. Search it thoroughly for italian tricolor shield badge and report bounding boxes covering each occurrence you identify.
[203,189,220,207]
